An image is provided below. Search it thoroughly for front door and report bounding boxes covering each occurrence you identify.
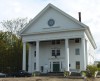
[53,62,60,72]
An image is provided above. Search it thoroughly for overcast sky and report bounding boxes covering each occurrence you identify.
[0,0,100,60]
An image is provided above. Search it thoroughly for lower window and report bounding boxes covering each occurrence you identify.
[34,62,36,70]
[76,61,80,69]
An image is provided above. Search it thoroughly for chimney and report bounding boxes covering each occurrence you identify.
[78,12,81,22]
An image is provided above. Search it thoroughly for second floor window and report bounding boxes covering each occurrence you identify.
[34,51,36,57]
[52,40,60,45]
[75,48,80,55]
[52,49,60,56]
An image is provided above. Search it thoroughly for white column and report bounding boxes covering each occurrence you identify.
[85,39,88,66]
[65,39,69,71]
[28,44,32,72]
[22,42,26,70]
[36,41,40,71]
[81,38,86,70]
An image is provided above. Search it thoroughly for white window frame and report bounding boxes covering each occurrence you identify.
[51,49,61,56]
[75,48,80,55]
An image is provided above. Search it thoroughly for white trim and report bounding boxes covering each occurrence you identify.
[21,28,85,36]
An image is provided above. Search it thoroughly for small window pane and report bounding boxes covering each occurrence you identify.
[75,38,80,43]
[34,51,36,57]
[75,48,80,55]
[57,50,60,56]
[34,62,36,70]
[52,50,55,56]
[52,40,55,45]
[76,61,80,69]
[56,40,60,44]
[69,64,71,67]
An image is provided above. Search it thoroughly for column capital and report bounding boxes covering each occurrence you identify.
[36,40,40,42]
[65,38,69,40]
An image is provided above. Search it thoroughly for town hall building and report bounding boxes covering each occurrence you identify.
[19,4,97,73]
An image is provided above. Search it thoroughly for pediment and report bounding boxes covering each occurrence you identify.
[20,4,87,35]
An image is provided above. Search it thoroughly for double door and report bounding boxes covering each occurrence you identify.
[53,62,60,72]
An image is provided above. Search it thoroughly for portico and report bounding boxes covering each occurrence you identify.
[22,37,87,73]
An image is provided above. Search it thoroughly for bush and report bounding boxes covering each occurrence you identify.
[81,71,87,77]
[86,65,98,77]
[33,71,41,76]
[64,71,70,77]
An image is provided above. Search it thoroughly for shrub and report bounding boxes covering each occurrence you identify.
[86,65,98,77]
[81,71,87,77]
[64,71,70,77]
[33,71,41,76]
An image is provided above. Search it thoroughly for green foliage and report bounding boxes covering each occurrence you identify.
[33,71,40,76]
[86,65,98,77]
[64,71,70,77]
[0,31,23,73]
[97,62,100,68]
[0,18,29,73]
[81,71,87,77]
[97,68,100,71]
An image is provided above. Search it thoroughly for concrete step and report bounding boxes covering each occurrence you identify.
[40,72,63,76]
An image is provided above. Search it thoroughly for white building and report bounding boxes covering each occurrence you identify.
[19,4,97,73]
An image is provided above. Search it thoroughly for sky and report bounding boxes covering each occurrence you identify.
[0,0,100,60]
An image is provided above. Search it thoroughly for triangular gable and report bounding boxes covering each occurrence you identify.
[19,3,88,35]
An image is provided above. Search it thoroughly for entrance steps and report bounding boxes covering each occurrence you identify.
[40,72,84,79]
[68,72,83,79]
[40,72,63,76]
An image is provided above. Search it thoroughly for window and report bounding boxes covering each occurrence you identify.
[50,62,51,69]
[52,50,55,56]
[61,62,62,69]
[75,38,80,43]
[52,49,60,56]
[34,62,36,70]
[52,40,60,45]
[76,61,80,69]
[69,64,71,67]
[57,50,60,56]
[52,40,55,45]
[34,51,36,57]
[75,48,80,55]
[56,40,60,44]
[41,66,43,72]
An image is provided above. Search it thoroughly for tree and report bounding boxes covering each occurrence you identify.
[0,18,29,73]
[97,62,100,68]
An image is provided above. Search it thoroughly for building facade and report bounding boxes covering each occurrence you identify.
[19,4,97,73]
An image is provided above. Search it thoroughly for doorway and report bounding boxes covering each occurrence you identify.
[53,62,60,72]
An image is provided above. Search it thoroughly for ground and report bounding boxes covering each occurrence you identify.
[0,77,100,81]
